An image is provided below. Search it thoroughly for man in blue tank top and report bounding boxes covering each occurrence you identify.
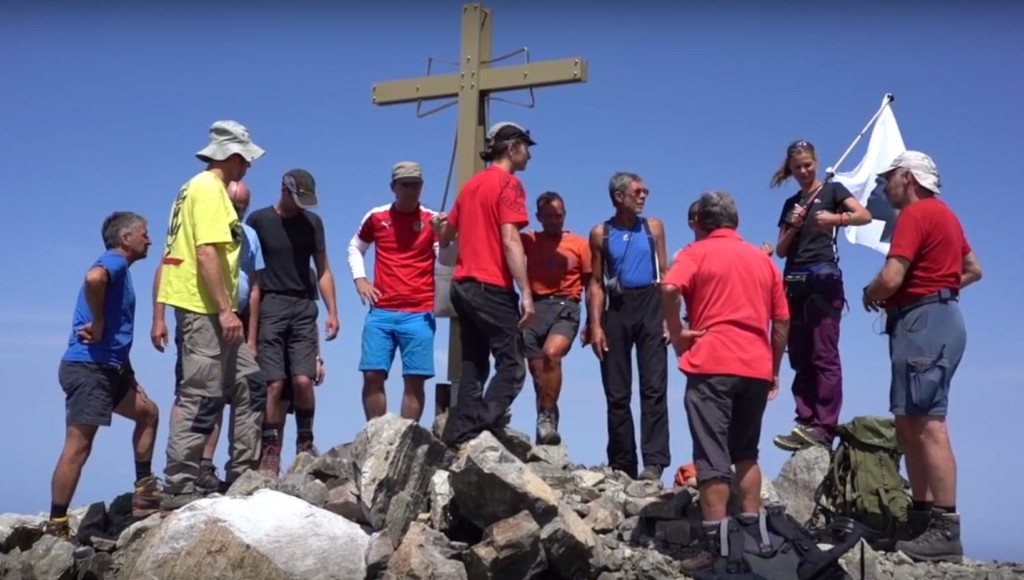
[585,172,671,482]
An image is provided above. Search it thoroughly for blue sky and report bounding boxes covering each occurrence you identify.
[2,1,1021,560]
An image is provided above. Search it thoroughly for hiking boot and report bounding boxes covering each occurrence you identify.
[132,475,163,516]
[896,509,932,542]
[638,465,664,482]
[680,524,720,575]
[535,409,561,446]
[792,425,832,448]
[296,438,319,456]
[43,517,71,540]
[773,432,807,451]
[160,490,204,511]
[195,464,222,495]
[258,439,282,478]
[895,510,963,563]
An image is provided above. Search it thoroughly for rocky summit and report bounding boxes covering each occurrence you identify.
[2,414,1021,580]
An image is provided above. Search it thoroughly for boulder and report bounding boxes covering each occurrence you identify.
[126,489,369,579]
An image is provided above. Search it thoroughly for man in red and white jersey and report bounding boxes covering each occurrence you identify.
[347,161,456,422]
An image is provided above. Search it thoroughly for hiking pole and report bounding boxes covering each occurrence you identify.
[824,93,895,181]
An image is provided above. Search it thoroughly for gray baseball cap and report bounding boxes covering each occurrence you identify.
[195,120,266,163]
[392,161,423,183]
[486,121,536,146]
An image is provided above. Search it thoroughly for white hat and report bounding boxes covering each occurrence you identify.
[196,120,266,163]
[879,151,941,194]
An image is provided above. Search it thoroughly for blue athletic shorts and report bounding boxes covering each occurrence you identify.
[359,308,436,378]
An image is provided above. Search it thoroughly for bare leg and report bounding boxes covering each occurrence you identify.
[362,371,388,420]
[113,384,159,464]
[50,424,99,513]
[733,459,763,514]
[401,375,426,421]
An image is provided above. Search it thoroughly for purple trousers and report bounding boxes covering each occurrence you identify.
[786,280,844,437]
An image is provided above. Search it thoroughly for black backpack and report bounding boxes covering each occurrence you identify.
[694,506,865,580]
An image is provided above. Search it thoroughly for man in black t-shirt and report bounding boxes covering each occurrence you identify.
[770,140,871,452]
[246,169,340,477]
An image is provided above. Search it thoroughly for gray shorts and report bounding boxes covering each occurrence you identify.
[258,293,319,382]
[59,360,136,427]
[684,374,770,484]
[887,291,965,417]
[523,296,580,360]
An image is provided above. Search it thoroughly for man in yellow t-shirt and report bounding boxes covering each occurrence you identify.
[158,120,266,510]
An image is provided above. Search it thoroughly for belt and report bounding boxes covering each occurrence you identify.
[264,289,314,299]
[535,294,579,303]
[887,288,959,317]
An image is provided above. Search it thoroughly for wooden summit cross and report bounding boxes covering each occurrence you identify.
[370,2,588,399]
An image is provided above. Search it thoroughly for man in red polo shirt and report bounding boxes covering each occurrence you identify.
[661,191,790,574]
[862,151,982,563]
[347,161,457,423]
[438,121,535,447]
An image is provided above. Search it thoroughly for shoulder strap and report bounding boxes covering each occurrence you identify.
[601,222,611,279]
[640,218,659,283]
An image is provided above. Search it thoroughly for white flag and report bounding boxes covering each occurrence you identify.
[834,99,907,255]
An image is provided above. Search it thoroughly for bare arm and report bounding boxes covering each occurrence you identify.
[587,225,606,329]
[865,256,911,303]
[961,251,983,289]
[771,319,789,379]
[776,225,799,259]
[83,266,109,324]
[500,224,531,297]
[840,196,872,226]
[196,244,233,313]
[152,262,165,323]
[439,222,458,248]
[313,251,339,319]
[649,217,669,280]
[247,272,260,348]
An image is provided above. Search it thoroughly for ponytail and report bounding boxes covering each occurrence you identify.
[770,160,792,189]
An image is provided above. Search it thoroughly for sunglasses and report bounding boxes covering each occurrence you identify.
[788,140,814,152]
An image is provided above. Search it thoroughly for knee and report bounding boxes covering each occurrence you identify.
[363,371,386,391]
[62,437,93,465]
[541,348,564,367]
[141,400,159,427]
[291,375,314,393]
[920,417,949,443]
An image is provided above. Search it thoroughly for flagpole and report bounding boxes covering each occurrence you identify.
[824,93,895,181]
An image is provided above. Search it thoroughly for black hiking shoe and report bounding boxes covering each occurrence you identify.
[535,409,561,446]
[638,465,664,482]
[896,510,963,563]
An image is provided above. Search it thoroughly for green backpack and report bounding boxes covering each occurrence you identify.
[812,416,912,542]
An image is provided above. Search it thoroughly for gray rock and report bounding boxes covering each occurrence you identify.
[115,513,162,550]
[463,510,546,579]
[352,414,448,548]
[428,470,455,532]
[449,431,559,530]
[772,445,831,523]
[493,427,534,463]
[323,479,365,524]
[529,443,571,470]
[311,443,356,487]
[277,473,329,508]
[286,451,318,478]
[25,534,75,580]
[538,505,598,579]
[583,496,623,534]
[226,468,279,497]
[385,521,467,580]
[364,532,394,580]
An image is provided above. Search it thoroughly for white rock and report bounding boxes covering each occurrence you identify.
[129,489,369,579]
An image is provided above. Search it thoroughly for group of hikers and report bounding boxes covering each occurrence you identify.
[45,118,981,573]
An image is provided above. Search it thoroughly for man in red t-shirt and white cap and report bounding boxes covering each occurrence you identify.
[863,150,983,563]
[438,121,536,447]
[347,161,456,423]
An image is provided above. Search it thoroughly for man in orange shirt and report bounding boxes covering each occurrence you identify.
[521,191,591,445]
[662,191,790,574]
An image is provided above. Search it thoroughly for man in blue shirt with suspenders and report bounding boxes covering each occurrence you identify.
[585,172,671,482]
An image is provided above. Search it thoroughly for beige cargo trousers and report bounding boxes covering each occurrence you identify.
[164,309,262,493]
